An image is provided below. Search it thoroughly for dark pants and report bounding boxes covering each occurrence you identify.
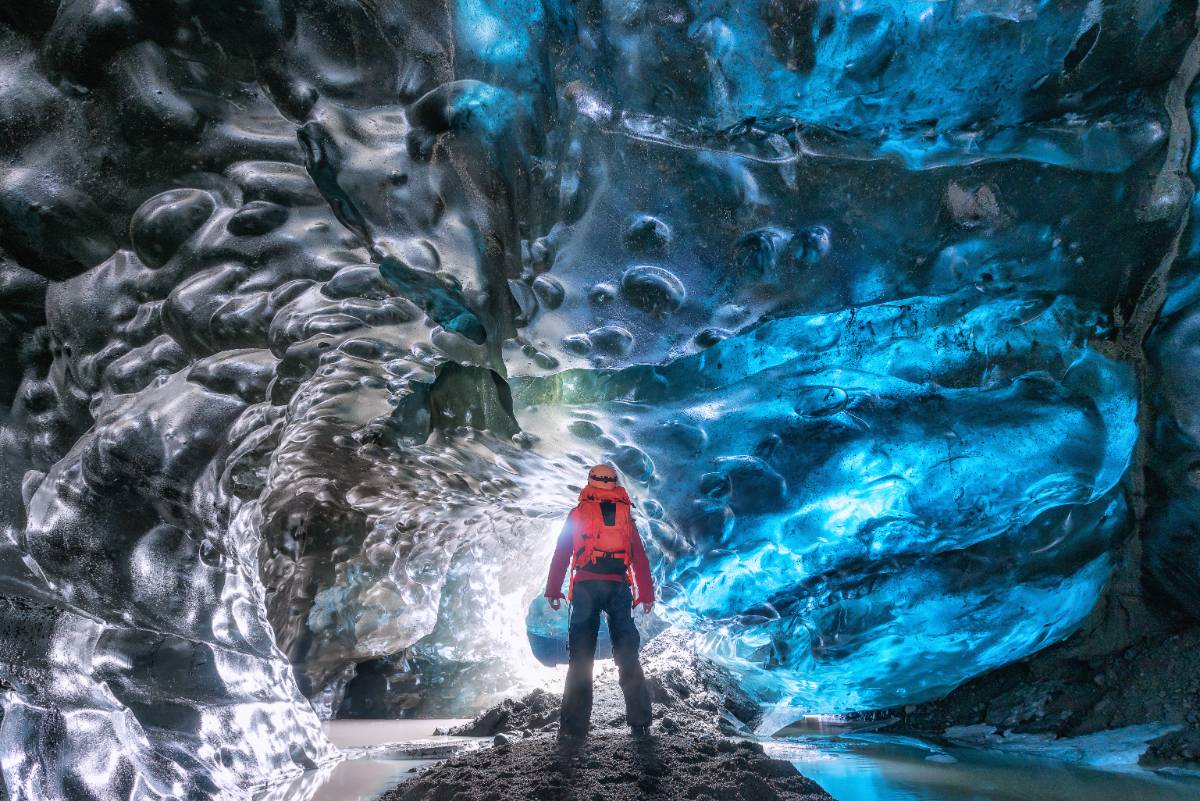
[560,579,652,735]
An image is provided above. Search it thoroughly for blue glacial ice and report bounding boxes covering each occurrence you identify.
[1144,73,1200,621]
[0,0,1197,798]
[469,0,1190,716]
[514,288,1138,711]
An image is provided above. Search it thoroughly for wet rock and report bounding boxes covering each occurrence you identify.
[449,688,561,736]
[878,625,1200,771]
[1144,728,1200,768]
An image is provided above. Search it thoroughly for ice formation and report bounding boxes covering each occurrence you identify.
[0,1,1198,799]
[516,295,1138,710]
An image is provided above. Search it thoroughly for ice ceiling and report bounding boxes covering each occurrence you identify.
[1,0,1199,798]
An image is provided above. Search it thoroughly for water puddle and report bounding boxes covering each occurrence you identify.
[258,719,480,801]
[768,730,1200,801]
[261,717,1200,801]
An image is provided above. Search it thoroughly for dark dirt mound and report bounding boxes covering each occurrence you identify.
[380,731,832,801]
[384,630,832,800]
[440,687,562,736]
[442,629,763,740]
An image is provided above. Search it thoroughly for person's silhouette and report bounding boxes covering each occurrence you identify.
[544,464,655,738]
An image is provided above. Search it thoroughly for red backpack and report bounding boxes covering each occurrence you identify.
[568,485,635,598]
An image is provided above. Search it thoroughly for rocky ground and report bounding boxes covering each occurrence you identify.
[384,632,833,801]
[383,730,829,801]
[869,614,1200,769]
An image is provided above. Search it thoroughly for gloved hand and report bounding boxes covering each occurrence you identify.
[547,596,562,611]
[637,601,653,615]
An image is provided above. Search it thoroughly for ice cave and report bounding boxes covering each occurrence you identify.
[2,1,1200,799]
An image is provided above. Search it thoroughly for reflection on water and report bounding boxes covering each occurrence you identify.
[264,718,1200,801]
[262,719,475,801]
[769,732,1200,801]
[273,757,435,801]
[324,719,471,749]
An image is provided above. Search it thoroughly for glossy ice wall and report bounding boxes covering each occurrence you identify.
[1144,71,1200,622]
[0,1,1198,799]
[497,0,1192,711]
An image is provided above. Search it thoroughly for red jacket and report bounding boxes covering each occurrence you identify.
[544,486,655,605]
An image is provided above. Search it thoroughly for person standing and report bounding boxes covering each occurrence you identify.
[544,464,655,738]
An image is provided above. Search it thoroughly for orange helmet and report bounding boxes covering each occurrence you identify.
[587,464,619,488]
